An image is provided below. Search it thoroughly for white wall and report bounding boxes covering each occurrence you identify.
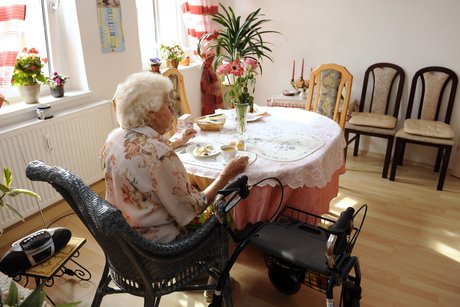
[69,0,460,168]
[70,0,202,117]
[226,0,460,167]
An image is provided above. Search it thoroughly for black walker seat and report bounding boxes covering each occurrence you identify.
[249,205,367,307]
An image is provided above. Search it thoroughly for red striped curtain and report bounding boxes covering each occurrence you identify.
[180,0,224,115]
[0,4,26,90]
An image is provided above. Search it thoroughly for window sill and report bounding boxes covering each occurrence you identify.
[144,61,202,73]
[0,90,94,129]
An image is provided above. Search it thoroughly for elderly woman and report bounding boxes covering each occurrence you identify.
[100,72,248,243]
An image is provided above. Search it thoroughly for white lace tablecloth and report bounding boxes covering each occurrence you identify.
[176,107,345,189]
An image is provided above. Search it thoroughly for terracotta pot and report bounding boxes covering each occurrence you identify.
[50,86,64,98]
[18,84,40,104]
[151,64,161,74]
[170,59,179,69]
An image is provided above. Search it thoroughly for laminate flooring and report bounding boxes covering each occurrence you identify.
[7,152,460,306]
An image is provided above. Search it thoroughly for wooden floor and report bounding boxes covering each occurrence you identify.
[5,153,460,306]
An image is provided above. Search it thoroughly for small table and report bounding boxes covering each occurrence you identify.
[13,237,91,305]
[267,92,307,109]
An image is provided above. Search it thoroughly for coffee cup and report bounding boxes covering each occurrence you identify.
[220,145,238,162]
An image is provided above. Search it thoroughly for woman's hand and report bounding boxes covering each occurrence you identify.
[219,155,249,182]
[203,155,249,206]
[180,128,197,144]
[171,128,197,149]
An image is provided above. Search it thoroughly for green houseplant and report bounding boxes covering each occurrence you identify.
[46,71,68,98]
[197,4,279,112]
[0,167,40,232]
[11,48,48,104]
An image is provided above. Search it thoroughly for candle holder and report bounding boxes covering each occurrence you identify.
[291,77,309,99]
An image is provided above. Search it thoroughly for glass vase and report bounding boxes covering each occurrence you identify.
[234,102,249,135]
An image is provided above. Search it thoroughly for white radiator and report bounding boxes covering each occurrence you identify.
[0,100,116,229]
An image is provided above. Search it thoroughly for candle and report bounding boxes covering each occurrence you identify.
[301,58,304,79]
[291,60,295,81]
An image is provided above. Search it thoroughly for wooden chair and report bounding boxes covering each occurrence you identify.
[344,63,405,178]
[306,63,353,129]
[163,67,191,133]
[389,66,458,190]
[26,160,233,307]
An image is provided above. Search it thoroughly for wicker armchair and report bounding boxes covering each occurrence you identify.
[26,160,232,307]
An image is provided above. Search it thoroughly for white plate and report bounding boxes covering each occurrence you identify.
[246,114,263,122]
[188,144,221,158]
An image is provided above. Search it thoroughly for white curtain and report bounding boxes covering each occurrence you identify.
[0,3,26,90]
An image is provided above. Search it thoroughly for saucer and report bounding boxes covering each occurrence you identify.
[218,150,257,165]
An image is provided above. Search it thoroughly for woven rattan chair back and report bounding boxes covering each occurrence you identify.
[26,160,232,307]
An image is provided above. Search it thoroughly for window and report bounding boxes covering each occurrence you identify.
[136,0,190,69]
[0,0,49,103]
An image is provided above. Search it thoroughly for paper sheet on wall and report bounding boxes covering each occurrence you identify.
[96,0,125,53]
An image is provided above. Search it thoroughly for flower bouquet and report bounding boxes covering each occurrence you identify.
[217,58,258,133]
[159,43,185,68]
[46,72,68,98]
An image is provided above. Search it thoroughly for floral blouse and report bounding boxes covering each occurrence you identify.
[100,126,207,243]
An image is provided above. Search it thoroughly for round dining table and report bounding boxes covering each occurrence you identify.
[174,106,346,231]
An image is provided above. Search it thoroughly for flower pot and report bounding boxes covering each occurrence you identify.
[170,59,179,69]
[18,84,40,104]
[151,64,161,74]
[50,86,64,98]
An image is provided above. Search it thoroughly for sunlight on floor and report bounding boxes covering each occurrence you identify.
[177,293,206,307]
[432,241,460,263]
[331,194,358,210]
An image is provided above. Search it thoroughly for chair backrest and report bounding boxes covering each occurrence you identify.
[306,63,353,129]
[405,66,458,123]
[359,63,405,117]
[25,160,227,297]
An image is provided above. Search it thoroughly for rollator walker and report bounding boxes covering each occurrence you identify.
[210,175,367,307]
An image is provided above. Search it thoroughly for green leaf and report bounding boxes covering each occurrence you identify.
[5,203,25,221]
[0,182,9,194]
[20,283,45,307]
[3,167,12,187]
[7,188,41,199]
[4,280,20,305]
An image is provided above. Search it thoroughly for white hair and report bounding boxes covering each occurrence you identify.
[115,72,173,129]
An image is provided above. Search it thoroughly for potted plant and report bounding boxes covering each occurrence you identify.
[11,48,47,104]
[0,167,40,234]
[46,72,68,98]
[149,57,162,73]
[197,4,279,112]
[159,43,186,69]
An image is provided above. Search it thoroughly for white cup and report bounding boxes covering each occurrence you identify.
[220,145,238,162]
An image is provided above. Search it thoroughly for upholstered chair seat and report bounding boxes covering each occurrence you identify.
[402,119,454,139]
[348,112,397,129]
